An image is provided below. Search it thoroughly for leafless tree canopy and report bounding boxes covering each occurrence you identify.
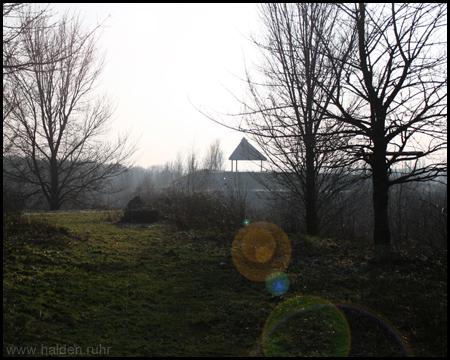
[4,4,51,151]
[200,3,446,248]
[203,138,225,171]
[3,4,106,76]
[318,3,447,246]
[3,3,49,76]
[324,4,447,174]
[199,4,359,235]
[3,7,136,210]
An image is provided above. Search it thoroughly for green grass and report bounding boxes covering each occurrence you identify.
[3,211,447,356]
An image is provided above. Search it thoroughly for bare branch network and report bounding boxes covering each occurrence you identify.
[3,4,136,210]
[197,3,446,246]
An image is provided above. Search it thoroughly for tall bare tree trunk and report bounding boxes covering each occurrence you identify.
[305,138,318,235]
[371,146,391,247]
[49,155,60,210]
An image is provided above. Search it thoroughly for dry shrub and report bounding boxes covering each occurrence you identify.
[150,189,244,231]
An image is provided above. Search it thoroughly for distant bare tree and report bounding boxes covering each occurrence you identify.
[148,153,185,189]
[185,145,200,194]
[3,11,135,210]
[320,3,447,248]
[390,180,447,253]
[203,138,225,171]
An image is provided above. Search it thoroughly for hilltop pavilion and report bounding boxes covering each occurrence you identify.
[229,137,267,172]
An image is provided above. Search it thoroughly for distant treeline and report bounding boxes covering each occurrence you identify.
[4,155,446,253]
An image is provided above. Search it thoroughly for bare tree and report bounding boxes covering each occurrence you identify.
[203,138,225,171]
[150,153,185,188]
[320,3,447,248]
[390,180,447,254]
[3,11,135,210]
[184,144,200,194]
[202,3,356,235]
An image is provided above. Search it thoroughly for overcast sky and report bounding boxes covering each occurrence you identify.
[50,3,264,170]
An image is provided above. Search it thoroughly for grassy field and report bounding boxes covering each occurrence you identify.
[3,211,447,356]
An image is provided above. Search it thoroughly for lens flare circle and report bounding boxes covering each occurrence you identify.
[266,272,290,296]
[334,300,414,357]
[241,228,276,263]
[232,222,291,282]
[252,297,414,357]
[253,296,351,357]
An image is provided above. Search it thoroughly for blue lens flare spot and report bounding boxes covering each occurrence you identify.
[266,272,290,296]
[243,219,251,226]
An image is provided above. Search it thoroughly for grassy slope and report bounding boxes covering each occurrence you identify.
[3,211,447,357]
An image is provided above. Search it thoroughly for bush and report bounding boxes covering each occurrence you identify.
[3,184,24,226]
[149,189,244,231]
[100,210,123,223]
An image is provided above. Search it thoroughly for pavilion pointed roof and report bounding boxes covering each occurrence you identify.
[229,137,267,161]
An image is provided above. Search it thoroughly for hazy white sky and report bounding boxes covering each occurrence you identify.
[50,3,264,170]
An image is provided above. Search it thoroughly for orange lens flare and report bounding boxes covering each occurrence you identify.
[232,222,291,282]
[241,228,276,263]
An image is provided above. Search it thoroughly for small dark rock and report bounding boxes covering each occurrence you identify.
[126,196,145,211]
